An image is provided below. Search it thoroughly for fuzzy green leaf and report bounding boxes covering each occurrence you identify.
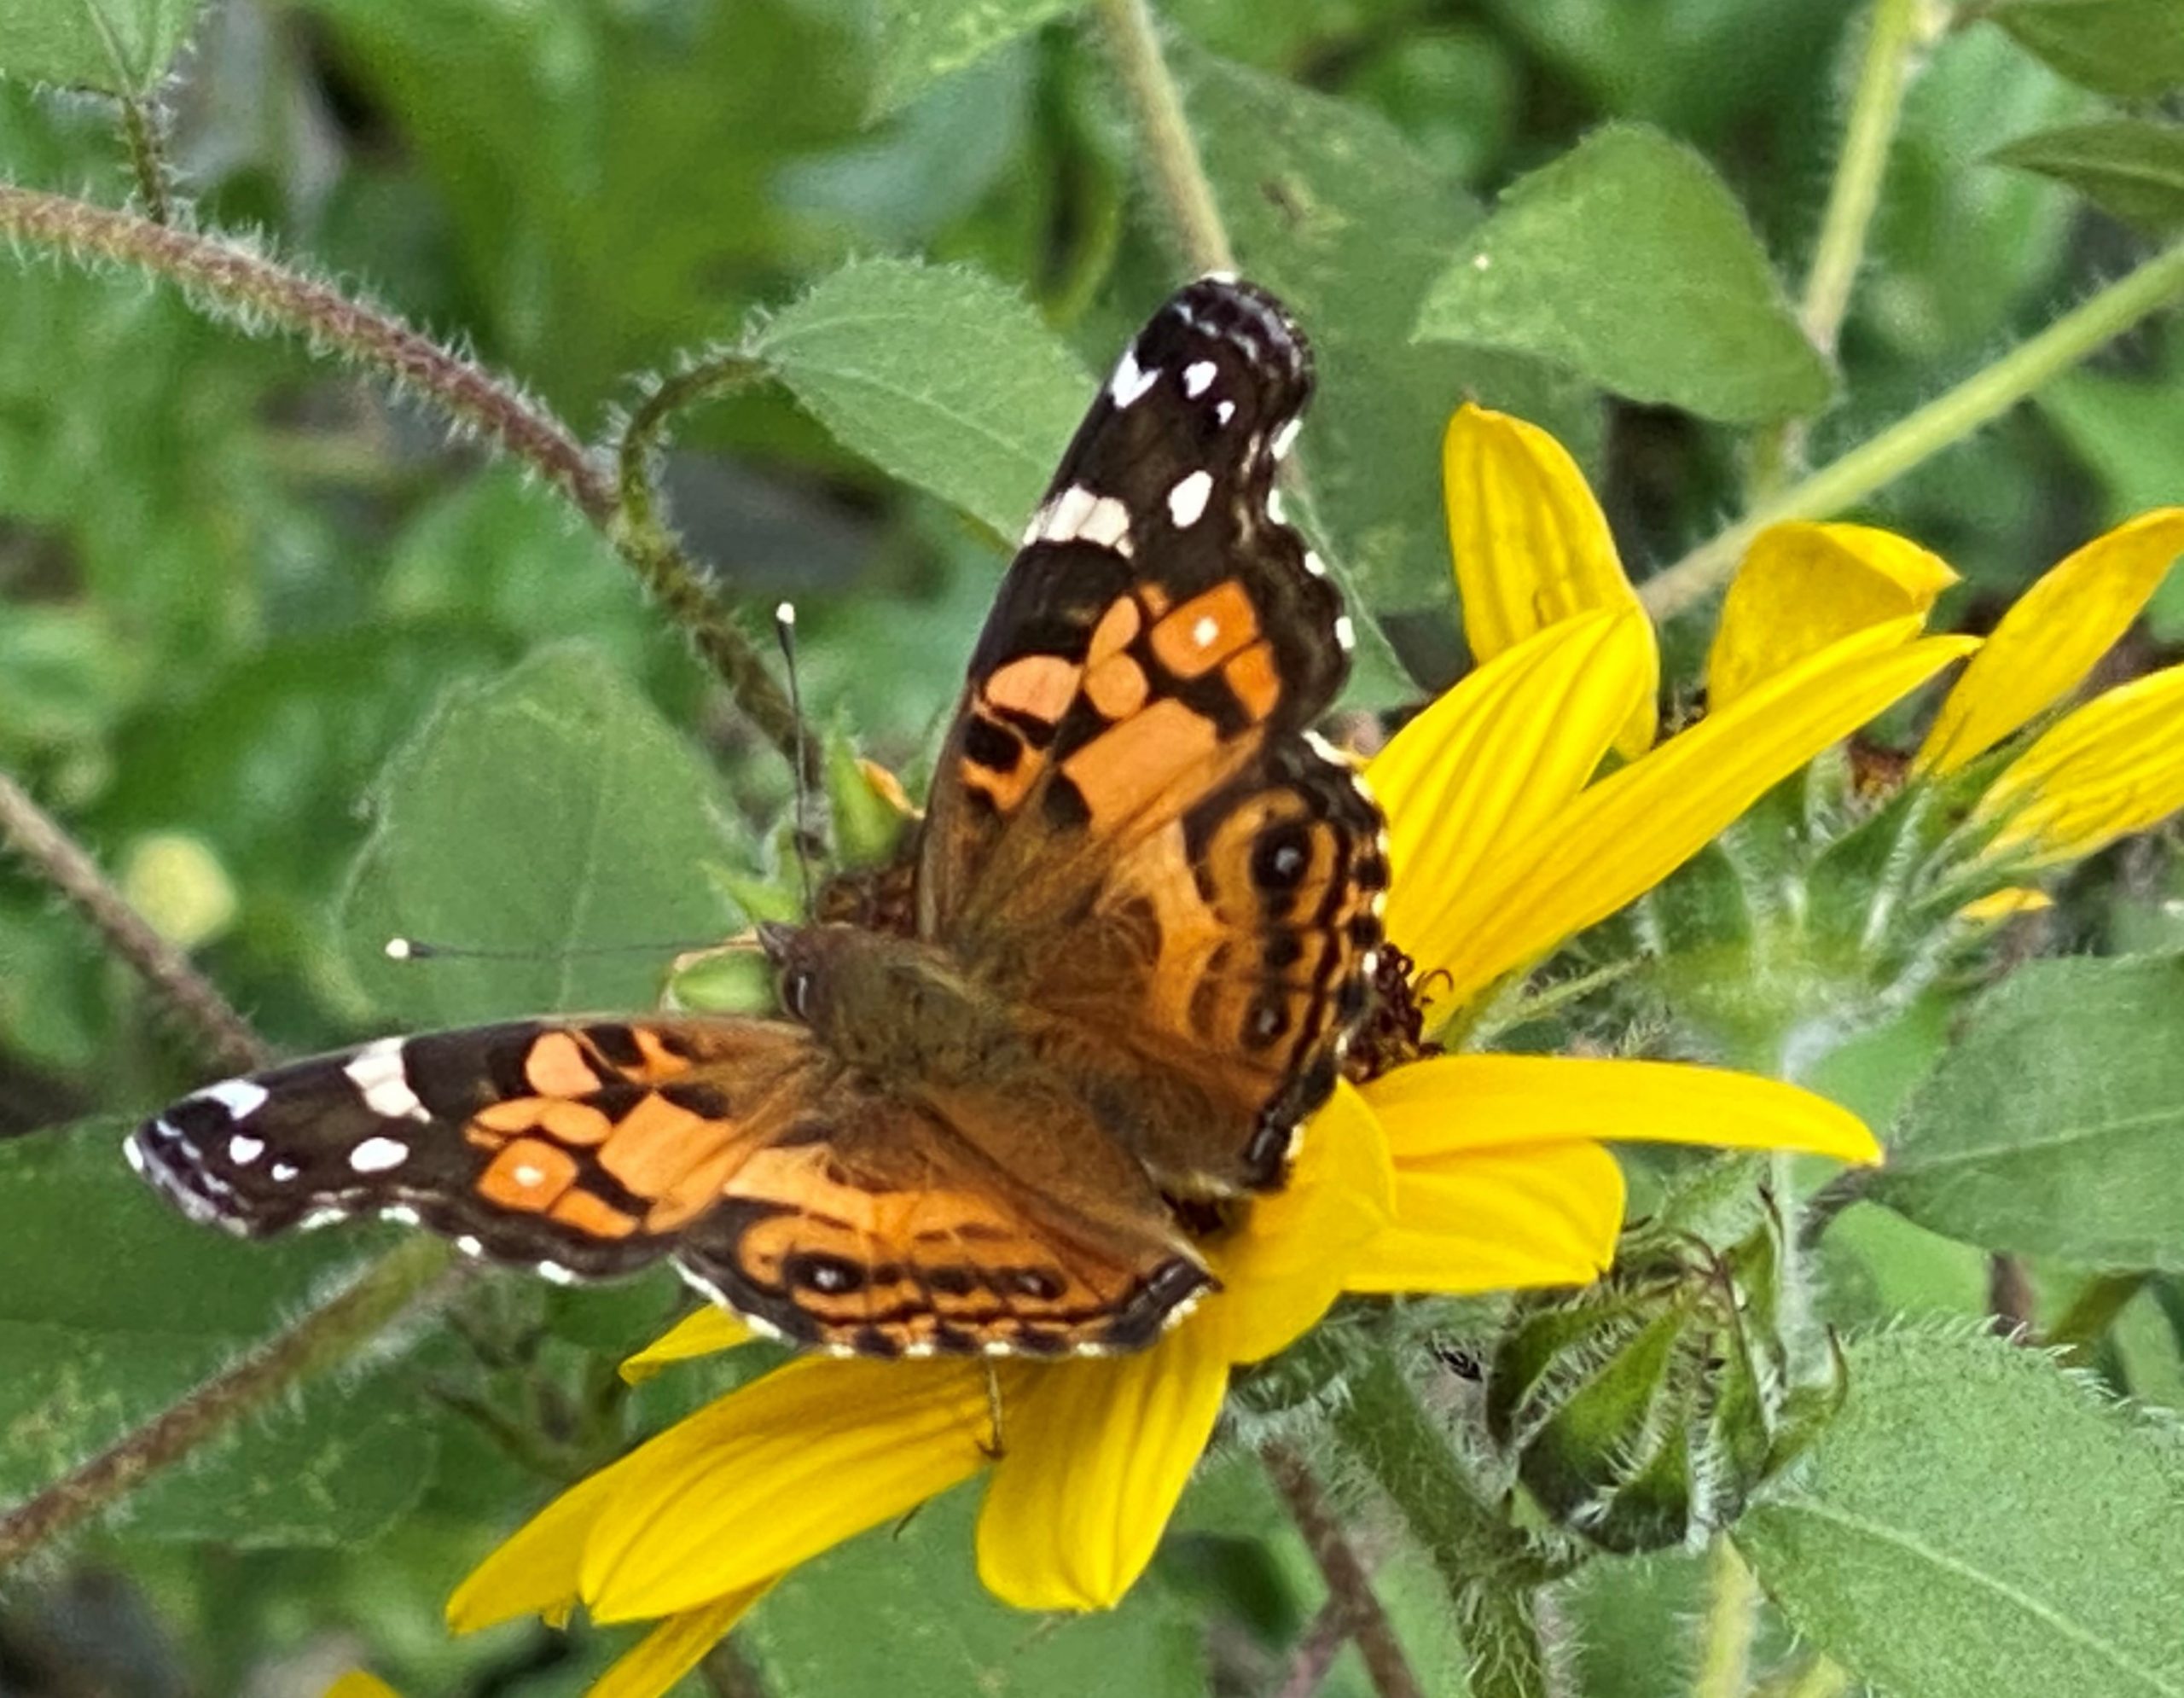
[1414,123,1831,423]
[1871,954,2184,1270]
[870,0,1080,113]
[341,647,745,1028]
[1736,1328,2184,1698]
[0,1125,433,1546]
[750,258,1092,540]
[1992,120,2184,235]
[1991,0,2184,99]
[747,1484,1205,1695]
[0,0,202,91]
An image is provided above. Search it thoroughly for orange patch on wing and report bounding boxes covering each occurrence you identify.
[524,1030,602,1097]
[1061,697,1218,826]
[1084,654,1150,719]
[479,1137,579,1212]
[1088,596,1143,664]
[630,1026,694,1081]
[474,1097,544,1133]
[983,654,1080,725]
[960,715,1037,813]
[549,1185,640,1239]
[537,1097,613,1145]
[1150,582,1260,678]
[1222,639,1281,720]
[596,1090,711,1197]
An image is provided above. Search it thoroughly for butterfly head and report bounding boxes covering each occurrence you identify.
[759,920,1002,1084]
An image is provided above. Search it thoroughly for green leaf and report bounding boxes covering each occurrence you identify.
[340,647,745,1028]
[1414,124,1831,424]
[746,1484,1205,1696]
[0,1124,433,1545]
[1870,954,2184,1271]
[1991,0,2184,100]
[1177,40,1602,635]
[0,0,202,92]
[749,257,1092,540]
[1992,120,2184,236]
[870,0,1082,113]
[1736,1327,2184,1698]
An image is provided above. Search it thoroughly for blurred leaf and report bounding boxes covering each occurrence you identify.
[1736,1327,2184,1698]
[1872,954,2184,1271]
[750,257,1092,538]
[0,1123,432,1545]
[871,0,1080,114]
[0,0,202,92]
[1416,124,1830,424]
[1175,39,1600,653]
[341,647,744,1028]
[746,1484,1205,1695]
[1992,120,2184,235]
[1989,0,2184,100]
[2042,344,2184,584]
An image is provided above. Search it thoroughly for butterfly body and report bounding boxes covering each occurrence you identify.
[128,278,1389,1359]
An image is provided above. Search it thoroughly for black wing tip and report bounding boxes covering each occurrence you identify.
[1147,275,1314,399]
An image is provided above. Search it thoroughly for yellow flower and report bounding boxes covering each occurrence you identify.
[446,410,1978,1698]
[1912,509,2184,870]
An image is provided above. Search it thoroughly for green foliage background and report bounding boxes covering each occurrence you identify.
[0,1,2181,1695]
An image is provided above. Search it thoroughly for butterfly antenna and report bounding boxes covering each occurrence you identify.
[776,601,817,915]
[384,935,734,962]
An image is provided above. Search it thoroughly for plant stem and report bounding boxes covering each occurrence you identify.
[1090,0,1236,276]
[1263,1439,1426,1698]
[1693,1535,1762,1698]
[1333,1356,1560,1697]
[2047,1271,2150,1363]
[0,186,804,769]
[115,90,172,224]
[1751,0,1934,494]
[1645,236,2184,620]
[0,770,268,1077]
[0,1238,456,1573]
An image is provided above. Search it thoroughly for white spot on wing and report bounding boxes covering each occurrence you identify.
[196,1079,269,1121]
[1270,417,1301,460]
[1192,614,1220,648]
[1108,349,1159,409]
[297,1207,347,1231]
[1037,486,1134,556]
[456,1234,485,1257]
[1077,495,1132,552]
[345,1038,429,1123]
[512,1162,546,1189]
[1182,359,1217,398]
[270,1161,299,1183]
[1303,550,1328,578]
[1216,399,1236,426]
[1266,490,1287,523]
[380,1204,421,1226]
[350,1135,410,1174]
[228,1134,264,1166]
[536,1260,578,1286]
[122,1135,148,1177]
[1167,469,1214,529]
[1334,613,1356,651]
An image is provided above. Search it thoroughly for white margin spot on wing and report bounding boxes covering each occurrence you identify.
[349,1135,410,1174]
[344,1037,431,1124]
[1271,416,1302,460]
[1167,469,1214,529]
[1108,348,1159,409]
[1182,359,1217,398]
[195,1078,269,1121]
[228,1133,265,1166]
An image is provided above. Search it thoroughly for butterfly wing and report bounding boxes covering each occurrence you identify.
[918,277,1386,1195]
[130,1019,1209,1354]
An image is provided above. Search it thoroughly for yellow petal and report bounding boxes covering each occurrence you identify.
[1371,610,1653,986]
[1345,1139,1623,1294]
[323,1676,403,1698]
[1363,1054,1882,1165]
[1443,404,1656,757]
[448,1462,626,1632]
[1437,625,1980,1008]
[620,1307,755,1384]
[1707,523,1956,710]
[1917,508,2184,774]
[1212,1079,1394,1365]
[1956,886,2053,923]
[976,1320,1228,1611]
[581,1358,991,1621]
[589,1590,770,1698]
[1972,661,2184,867]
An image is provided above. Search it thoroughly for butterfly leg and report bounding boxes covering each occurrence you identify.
[980,1360,1008,1461]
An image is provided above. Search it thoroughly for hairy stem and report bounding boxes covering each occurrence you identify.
[0,770,268,1077]
[1091,0,1236,276]
[1263,1440,1426,1698]
[116,90,172,225]
[1693,1535,1762,1698]
[1751,0,1935,492]
[1646,236,2184,619]
[0,1238,456,1573]
[0,185,804,769]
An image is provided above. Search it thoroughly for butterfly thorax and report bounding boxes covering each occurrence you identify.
[771,922,1031,1088]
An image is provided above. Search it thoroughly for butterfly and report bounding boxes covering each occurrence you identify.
[127,277,1389,1359]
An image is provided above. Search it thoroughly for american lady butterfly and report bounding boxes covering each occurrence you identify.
[129,278,1390,1358]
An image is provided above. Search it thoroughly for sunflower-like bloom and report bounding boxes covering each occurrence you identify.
[446,410,1979,1696]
